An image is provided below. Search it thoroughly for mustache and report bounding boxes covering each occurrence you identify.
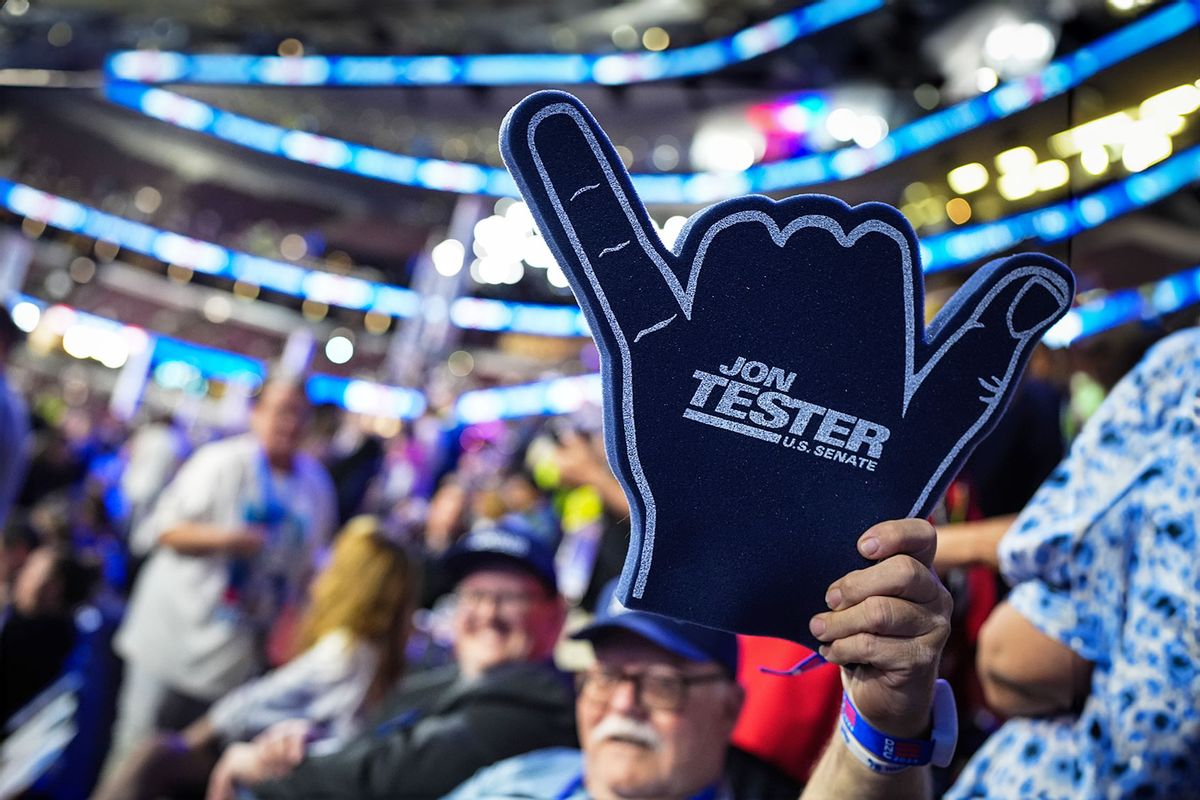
[592,715,662,750]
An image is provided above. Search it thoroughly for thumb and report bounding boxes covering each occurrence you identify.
[904,254,1074,515]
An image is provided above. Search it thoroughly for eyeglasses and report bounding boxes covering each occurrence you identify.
[455,587,544,613]
[575,666,728,712]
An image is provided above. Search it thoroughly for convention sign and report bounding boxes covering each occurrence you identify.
[501,90,1074,647]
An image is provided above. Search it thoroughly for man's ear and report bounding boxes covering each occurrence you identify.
[724,682,746,728]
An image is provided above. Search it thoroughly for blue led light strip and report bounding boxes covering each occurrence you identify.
[921,143,1200,272]
[104,0,883,87]
[6,141,1199,342]
[0,177,588,337]
[1044,261,1200,348]
[7,293,426,419]
[452,263,1200,421]
[102,2,1200,201]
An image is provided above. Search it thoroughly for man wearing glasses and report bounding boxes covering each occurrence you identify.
[214,516,577,800]
[447,519,953,799]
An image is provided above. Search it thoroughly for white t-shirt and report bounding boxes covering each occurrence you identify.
[116,434,336,699]
[207,628,379,745]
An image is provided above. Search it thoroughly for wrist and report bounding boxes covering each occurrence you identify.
[838,679,957,774]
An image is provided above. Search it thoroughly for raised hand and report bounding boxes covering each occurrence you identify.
[501,90,1073,646]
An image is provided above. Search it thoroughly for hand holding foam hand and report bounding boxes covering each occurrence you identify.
[501,90,1074,648]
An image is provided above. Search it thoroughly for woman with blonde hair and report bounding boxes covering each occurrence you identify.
[93,516,418,800]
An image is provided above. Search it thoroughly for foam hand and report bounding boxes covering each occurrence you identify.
[501,90,1073,646]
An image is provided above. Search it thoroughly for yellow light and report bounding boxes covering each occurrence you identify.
[946,198,972,225]
[364,311,392,334]
[233,280,260,300]
[280,233,307,261]
[301,299,328,321]
[277,38,304,57]
[20,217,46,238]
[1145,114,1186,136]
[902,182,931,202]
[917,197,945,225]
[61,325,90,359]
[642,27,670,51]
[447,350,475,377]
[998,172,1037,201]
[975,67,999,93]
[995,146,1038,174]
[94,239,120,261]
[1140,84,1200,118]
[947,163,989,195]
[167,264,193,283]
[1122,132,1173,172]
[1049,112,1133,156]
[1080,147,1110,176]
[1034,159,1070,191]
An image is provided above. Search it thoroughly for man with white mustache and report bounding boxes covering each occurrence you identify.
[446,518,954,799]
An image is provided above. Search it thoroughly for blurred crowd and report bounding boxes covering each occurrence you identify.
[0,308,1197,799]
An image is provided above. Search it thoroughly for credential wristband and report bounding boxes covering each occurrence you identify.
[838,678,957,774]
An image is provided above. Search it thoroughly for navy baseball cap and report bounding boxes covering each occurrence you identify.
[443,515,558,594]
[572,579,739,677]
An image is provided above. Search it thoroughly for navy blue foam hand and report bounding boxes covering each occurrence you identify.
[501,90,1074,646]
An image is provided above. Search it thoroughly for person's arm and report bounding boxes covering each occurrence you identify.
[976,601,1093,717]
[249,676,575,799]
[801,519,952,800]
[933,514,1016,573]
[159,522,264,557]
[132,443,255,556]
[207,632,361,743]
[553,430,630,516]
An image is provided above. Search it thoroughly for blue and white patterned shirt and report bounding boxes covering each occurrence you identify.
[948,329,1200,799]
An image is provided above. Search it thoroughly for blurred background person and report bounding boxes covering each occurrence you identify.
[0,543,99,730]
[209,516,575,800]
[104,377,337,774]
[93,515,417,800]
[0,311,30,530]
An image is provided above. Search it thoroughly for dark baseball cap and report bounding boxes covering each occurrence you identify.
[572,579,739,677]
[443,515,558,594]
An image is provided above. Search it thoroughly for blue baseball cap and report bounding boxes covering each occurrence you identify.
[572,579,739,678]
[443,515,558,594]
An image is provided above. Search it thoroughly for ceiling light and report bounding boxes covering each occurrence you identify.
[975,67,999,93]
[1122,130,1172,172]
[325,335,354,365]
[643,27,670,51]
[611,25,638,50]
[945,198,972,225]
[995,146,1037,174]
[10,301,40,333]
[851,115,888,148]
[997,172,1037,201]
[947,163,989,194]
[1049,112,1134,156]
[825,108,858,142]
[1080,147,1110,176]
[1034,159,1070,191]
[431,239,466,277]
[134,186,162,214]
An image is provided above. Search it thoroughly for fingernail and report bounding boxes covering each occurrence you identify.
[818,645,830,660]
[859,537,879,557]
[809,616,826,638]
[825,588,842,609]
[1009,275,1066,336]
